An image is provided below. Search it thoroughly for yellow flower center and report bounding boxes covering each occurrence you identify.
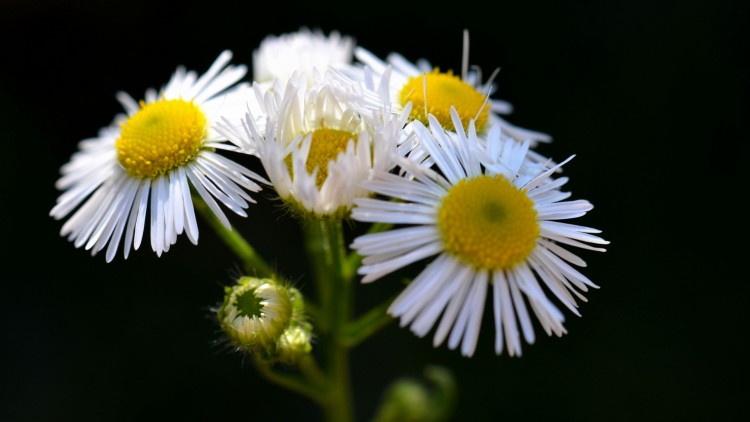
[399,69,490,133]
[437,175,539,270]
[290,128,357,188]
[115,99,207,178]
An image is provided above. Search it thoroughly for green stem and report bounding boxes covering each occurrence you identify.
[342,296,396,347]
[193,196,274,278]
[297,354,328,392]
[302,218,353,422]
[253,356,326,404]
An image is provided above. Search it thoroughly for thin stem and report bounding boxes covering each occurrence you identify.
[342,296,396,347]
[193,196,274,278]
[302,218,354,422]
[297,354,328,392]
[253,355,326,404]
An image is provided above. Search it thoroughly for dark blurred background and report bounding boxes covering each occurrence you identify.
[1,0,747,421]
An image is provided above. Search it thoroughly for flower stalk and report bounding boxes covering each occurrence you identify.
[303,218,353,422]
[193,195,274,278]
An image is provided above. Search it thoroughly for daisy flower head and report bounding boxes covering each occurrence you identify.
[337,30,551,148]
[218,71,410,219]
[50,50,268,262]
[350,108,608,357]
[252,27,355,87]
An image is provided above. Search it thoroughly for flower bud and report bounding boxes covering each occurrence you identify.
[371,366,457,422]
[276,321,314,364]
[275,287,314,364]
[217,276,293,355]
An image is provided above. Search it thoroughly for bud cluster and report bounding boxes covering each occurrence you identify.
[217,276,312,363]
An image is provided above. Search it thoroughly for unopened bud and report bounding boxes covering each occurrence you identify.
[277,321,314,364]
[217,276,293,355]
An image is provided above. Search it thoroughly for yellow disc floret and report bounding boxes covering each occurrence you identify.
[115,99,208,178]
[399,69,490,133]
[437,175,539,270]
[301,128,357,188]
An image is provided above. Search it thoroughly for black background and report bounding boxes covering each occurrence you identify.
[1,1,747,421]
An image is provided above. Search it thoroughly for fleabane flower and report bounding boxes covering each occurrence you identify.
[350,108,608,357]
[50,50,268,262]
[253,27,355,86]
[218,72,410,219]
[333,30,551,148]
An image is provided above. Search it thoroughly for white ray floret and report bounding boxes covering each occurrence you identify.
[331,30,551,148]
[51,50,268,262]
[350,108,607,357]
[218,71,409,217]
[253,27,355,86]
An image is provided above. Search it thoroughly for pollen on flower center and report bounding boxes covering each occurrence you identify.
[437,175,539,270]
[399,69,490,133]
[298,128,357,188]
[115,99,207,178]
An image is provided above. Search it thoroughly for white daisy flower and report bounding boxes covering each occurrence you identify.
[50,50,268,262]
[333,30,551,148]
[350,108,608,357]
[252,27,355,86]
[218,72,410,218]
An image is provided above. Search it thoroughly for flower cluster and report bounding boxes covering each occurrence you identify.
[52,27,607,358]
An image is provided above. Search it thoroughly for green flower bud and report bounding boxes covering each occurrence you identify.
[271,287,314,364]
[276,322,314,364]
[372,366,457,422]
[217,276,293,355]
